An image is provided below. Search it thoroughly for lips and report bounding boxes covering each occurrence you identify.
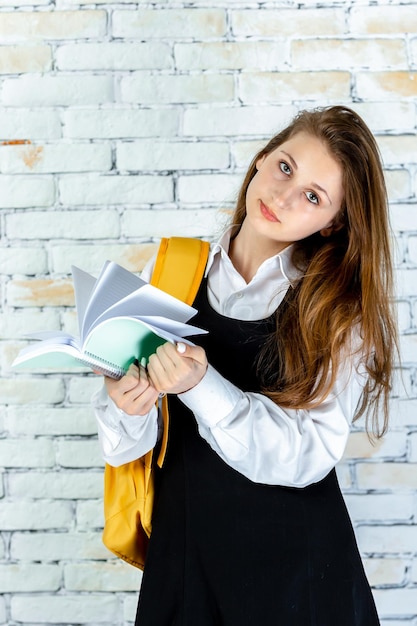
[260,200,279,222]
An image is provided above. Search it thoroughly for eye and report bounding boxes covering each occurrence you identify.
[279,161,291,175]
[306,191,319,205]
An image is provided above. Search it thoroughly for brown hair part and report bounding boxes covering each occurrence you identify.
[231,105,398,437]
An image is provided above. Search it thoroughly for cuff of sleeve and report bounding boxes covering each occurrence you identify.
[179,364,243,428]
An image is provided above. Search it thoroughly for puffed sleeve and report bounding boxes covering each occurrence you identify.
[178,351,367,487]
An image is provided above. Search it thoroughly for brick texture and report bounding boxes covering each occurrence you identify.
[1,1,416,624]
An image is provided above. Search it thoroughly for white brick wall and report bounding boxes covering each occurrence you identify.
[0,1,416,624]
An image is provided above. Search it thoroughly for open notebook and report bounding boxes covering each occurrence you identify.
[12,260,207,378]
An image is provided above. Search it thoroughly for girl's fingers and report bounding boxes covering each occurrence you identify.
[105,360,159,415]
[147,342,208,394]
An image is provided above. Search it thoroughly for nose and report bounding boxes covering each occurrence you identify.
[272,185,294,210]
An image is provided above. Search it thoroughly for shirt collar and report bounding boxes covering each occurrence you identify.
[206,227,301,286]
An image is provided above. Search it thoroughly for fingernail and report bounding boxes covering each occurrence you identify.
[176,342,186,354]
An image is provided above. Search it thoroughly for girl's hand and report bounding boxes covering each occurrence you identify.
[147,342,208,395]
[104,360,159,416]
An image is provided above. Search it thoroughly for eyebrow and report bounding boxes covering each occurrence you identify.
[280,150,332,205]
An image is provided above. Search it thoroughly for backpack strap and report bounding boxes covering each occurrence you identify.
[150,237,210,468]
[150,237,210,305]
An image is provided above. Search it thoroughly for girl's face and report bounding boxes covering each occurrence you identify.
[244,132,344,253]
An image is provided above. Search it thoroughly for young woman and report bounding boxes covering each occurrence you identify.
[93,105,397,625]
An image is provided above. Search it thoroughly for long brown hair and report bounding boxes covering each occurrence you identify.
[231,105,397,437]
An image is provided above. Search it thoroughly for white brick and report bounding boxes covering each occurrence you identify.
[56,42,172,71]
[9,471,102,499]
[373,589,417,619]
[0,438,55,468]
[0,309,59,340]
[2,0,50,5]
[399,334,417,364]
[0,175,54,208]
[7,209,120,240]
[64,561,140,592]
[63,108,179,140]
[59,174,173,206]
[343,431,407,460]
[2,75,113,106]
[11,531,107,561]
[0,377,65,405]
[10,595,120,624]
[408,433,417,462]
[356,524,417,554]
[233,139,273,170]
[76,499,104,531]
[6,276,73,308]
[0,247,47,275]
[0,564,61,592]
[0,596,5,624]
[0,143,112,174]
[344,494,414,523]
[175,41,287,71]
[390,204,417,233]
[0,10,106,42]
[5,406,97,436]
[238,72,351,104]
[411,559,417,583]
[112,9,226,39]
[183,105,296,138]
[57,440,103,468]
[122,208,220,238]
[124,595,138,623]
[363,558,406,587]
[292,39,406,71]
[0,45,52,74]
[0,500,73,530]
[117,140,229,171]
[408,235,417,265]
[335,462,353,490]
[356,72,417,100]
[51,242,157,274]
[178,174,242,205]
[232,8,345,37]
[356,462,417,491]
[350,5,417,35]
[121,73,234,105]
[68,377,102,406]
[396,301,411,333]
[350,102,416,133]
[0,108,61,140]
[395,269,417,298]
[391,367,412,401]
[412,38,417,66]
[378,136,417,167]
[385,170,412,202]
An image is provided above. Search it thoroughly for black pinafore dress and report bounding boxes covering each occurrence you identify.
[136,279,380,626]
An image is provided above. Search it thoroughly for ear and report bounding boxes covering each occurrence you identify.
[255,154,266,170]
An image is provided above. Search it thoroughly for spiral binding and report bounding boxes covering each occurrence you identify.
[83,351,126,379]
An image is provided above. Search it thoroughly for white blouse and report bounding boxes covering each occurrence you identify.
[92,231,367,487]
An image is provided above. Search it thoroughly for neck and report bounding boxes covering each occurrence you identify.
[229,222,288,283]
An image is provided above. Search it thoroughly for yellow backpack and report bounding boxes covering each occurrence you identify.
[102,237,210,569]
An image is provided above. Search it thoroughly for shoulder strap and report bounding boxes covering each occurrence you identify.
[150,237,209,468]
[150,237,210,306]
